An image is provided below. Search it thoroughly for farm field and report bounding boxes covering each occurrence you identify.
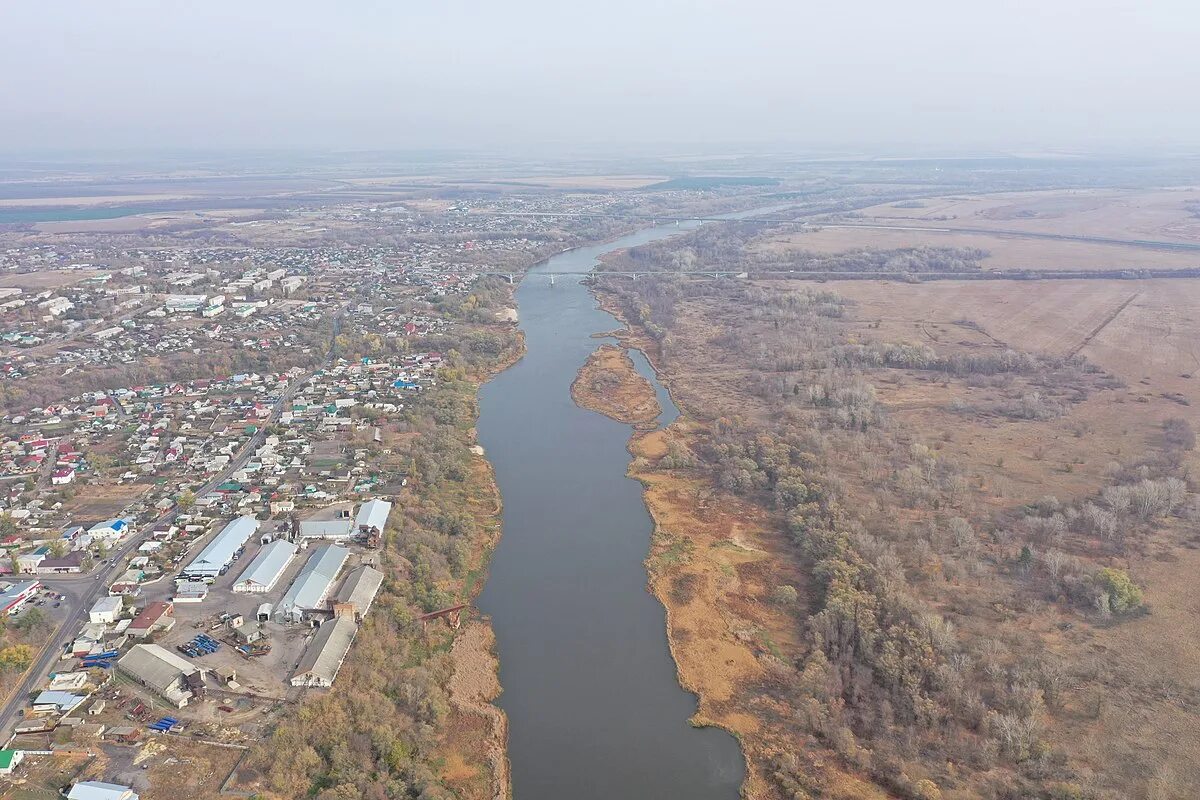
[855,187,1200,244]
[596,260,1200,799]
[832,278,1200,403]
[756,227,1200,270]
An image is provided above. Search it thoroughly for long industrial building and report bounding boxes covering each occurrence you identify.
[182,516,259,580]
[333,565,383,620]
[276,544,348,622]
[289,616,358,687]
[117,643,203,707]
[232,539,298,593]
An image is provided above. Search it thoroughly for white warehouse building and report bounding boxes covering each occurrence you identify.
[233,539,298,593]
[355,499,392,535]
[182,516,259,580]
[277,545,349,623]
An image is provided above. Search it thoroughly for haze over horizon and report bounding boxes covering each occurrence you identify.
[2,0,1199,156]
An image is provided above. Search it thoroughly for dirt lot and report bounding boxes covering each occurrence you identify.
[0,270,103,290]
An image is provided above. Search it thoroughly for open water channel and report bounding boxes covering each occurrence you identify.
[476,220,747,799]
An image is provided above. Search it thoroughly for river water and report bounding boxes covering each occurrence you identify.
[475,222,744,799]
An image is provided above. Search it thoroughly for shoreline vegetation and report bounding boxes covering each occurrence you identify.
[236,278,524,800]
[588,255,1200,800]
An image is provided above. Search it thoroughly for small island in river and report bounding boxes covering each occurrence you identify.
[571,343,661,427]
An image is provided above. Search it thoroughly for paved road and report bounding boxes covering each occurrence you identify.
[0,368,313,742]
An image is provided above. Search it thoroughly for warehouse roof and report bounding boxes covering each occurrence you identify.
[277,545,348,619]
[334,565,383,618]
[116,644,196,706]
[290,616,358,686]
[298,519,353,539]
[67,782,139,800]
[355,499,392,531]
[185,516,258,576]
[90,596,123,615]
[234,539,298,591]
[33,690,84,711]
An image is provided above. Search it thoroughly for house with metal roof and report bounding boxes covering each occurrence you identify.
[1,579,40,615]
[33,690,85,713]
[276,545,348,622]
[0,749,24,775]
[289,616,358,687]
[87,518,131,541]
[233,539,298,593]
[182,516,258,579]
[89,595,123,624]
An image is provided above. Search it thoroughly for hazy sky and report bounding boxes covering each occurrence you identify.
[2,0,1198,153]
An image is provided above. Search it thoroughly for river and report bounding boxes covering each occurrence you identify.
[475,221,744,799]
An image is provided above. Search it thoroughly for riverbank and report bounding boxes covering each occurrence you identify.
[590,289,889,800]
[441,330,528,800]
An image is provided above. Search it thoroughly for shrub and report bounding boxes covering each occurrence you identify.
[1096,567,1144,614]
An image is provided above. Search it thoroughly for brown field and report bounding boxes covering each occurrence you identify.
[0,270,103,290]
[832,278,1200,410]
[856,187,1200,245]
[596,267,1200,799]
[752,187,1200,271]
[33,212,215,234]
[61,482,152,522]
[0,193,197,208]
[757,227,1200,270]
[497,175,667,190]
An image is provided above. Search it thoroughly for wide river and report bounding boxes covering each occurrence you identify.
[476,221,745,799]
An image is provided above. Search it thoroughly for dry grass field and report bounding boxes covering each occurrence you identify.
[756,228,1200,270]
[833,278,1200,418]
[752,188,1200,271]
[856,188,1200,244]
[596,264,1200,799]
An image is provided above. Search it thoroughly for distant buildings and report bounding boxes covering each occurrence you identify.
[163,294,209,313]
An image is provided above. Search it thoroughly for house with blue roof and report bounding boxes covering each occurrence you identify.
[88,518,131,542]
